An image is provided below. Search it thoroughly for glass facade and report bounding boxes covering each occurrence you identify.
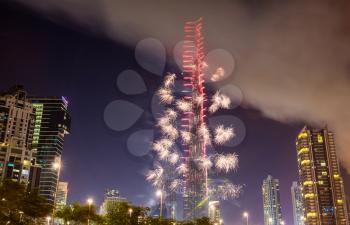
[30,97,71,205]
[296,126,349,225]
[262,175,283,225]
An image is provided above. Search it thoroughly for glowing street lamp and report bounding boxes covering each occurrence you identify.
[281,221,285,225]
[46,216,51,225]
[53,162,61,170]
[156,189,163,218]
[86,198,93,225]
[243,211,249,225]
[128,208,133,217]
[269,218,273,225]
[219,219,223,224]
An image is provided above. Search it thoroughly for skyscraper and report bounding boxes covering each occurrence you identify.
[262,175,283,225]
[99,189,128,215]
[208,201,221,224]
[0,86,36,184]
[30,97,71,205]
[296,126,349,225]
[291,181,304,225]
[182,17,208,220]
[55,181,68,210]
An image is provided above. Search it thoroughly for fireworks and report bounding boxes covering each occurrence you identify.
[176,99,192,112]
[198,123,211,145]
[209,91,231,113]
[180,130,192,144]
[169,152,180,165]
[214,125,235,145]
[215,153,239,173]
[176,163,188,175]
[210,67,225,82]
[170,179,183,191]
[158,87,174,104]
[146,164,164,187]
[210,181,243,200]
[164,73,176,88]
[197,156,213,170]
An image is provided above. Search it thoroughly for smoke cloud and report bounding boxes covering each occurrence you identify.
[14,0,350,171]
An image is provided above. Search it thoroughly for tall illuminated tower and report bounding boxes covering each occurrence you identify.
[296,126,349,225]
[182,17,208,220]
[30,97,70,205]
[291,181,304,225]
[262,175,283,225]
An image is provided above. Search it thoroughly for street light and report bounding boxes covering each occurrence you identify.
[269,218,273,225]
[46,216,51,225]
[87,198,93,225]
[128,208,133,217]
[281,221,285,225]
[219,219,223,224]
[243,212,249,225]
[156,189,163,218]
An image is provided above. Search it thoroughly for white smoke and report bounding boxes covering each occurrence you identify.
[14,0,350,171]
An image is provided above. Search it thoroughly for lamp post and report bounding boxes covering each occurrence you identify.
[269,217,273,225]
[87,198,93,225]
[243,212,249,225]
[156,189,163,218]
[281,220,285,225]
[46,216,51,225]
[129,208,133,217]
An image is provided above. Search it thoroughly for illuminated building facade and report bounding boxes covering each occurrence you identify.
[208,201,221,224]
[30,97,70,205]
[0,86,36,184]
[99,189,128,215]
[296,126,349,225]
[55,181,68,209]
[182,17,208,220]
[262,175,283,225]
[291,181,304,225]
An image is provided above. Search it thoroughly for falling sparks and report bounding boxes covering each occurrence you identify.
[210,181,243,200]
[146,164,164,187]
[176,99,192,112]
[210,67,225,82]
[147,67,241,203]
[215,153,239,173]
[197,156,213,170]
[164,73,176,88]
[176,163,188,175]
[180,130,192,144]
[158,87,174,104]
[214,125,235,145]
[170,179,183,191]
[198,123,211,145]
[169,152,180,165]
[153,139,173,153]
[209,91,231,113]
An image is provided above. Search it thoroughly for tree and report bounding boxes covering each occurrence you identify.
[55,202,104,225]
[0,179,53,224]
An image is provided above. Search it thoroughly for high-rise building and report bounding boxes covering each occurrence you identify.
[262,175,283,225]
[208,201,221,224]
[296,126,349,225]
[55,181,68,210]
[99,189,128,215]
[30,97,70,205]
[0,86,36,184]
[182,17,208,221]
[291,181,304,225]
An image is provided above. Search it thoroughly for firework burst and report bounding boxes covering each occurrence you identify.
[215,153,239,173]
[214,125,235,145]
[209,91,231,113]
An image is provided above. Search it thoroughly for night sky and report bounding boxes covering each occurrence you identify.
[1,2,350,225]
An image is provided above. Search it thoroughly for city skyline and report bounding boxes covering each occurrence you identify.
[2,1,350,225]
